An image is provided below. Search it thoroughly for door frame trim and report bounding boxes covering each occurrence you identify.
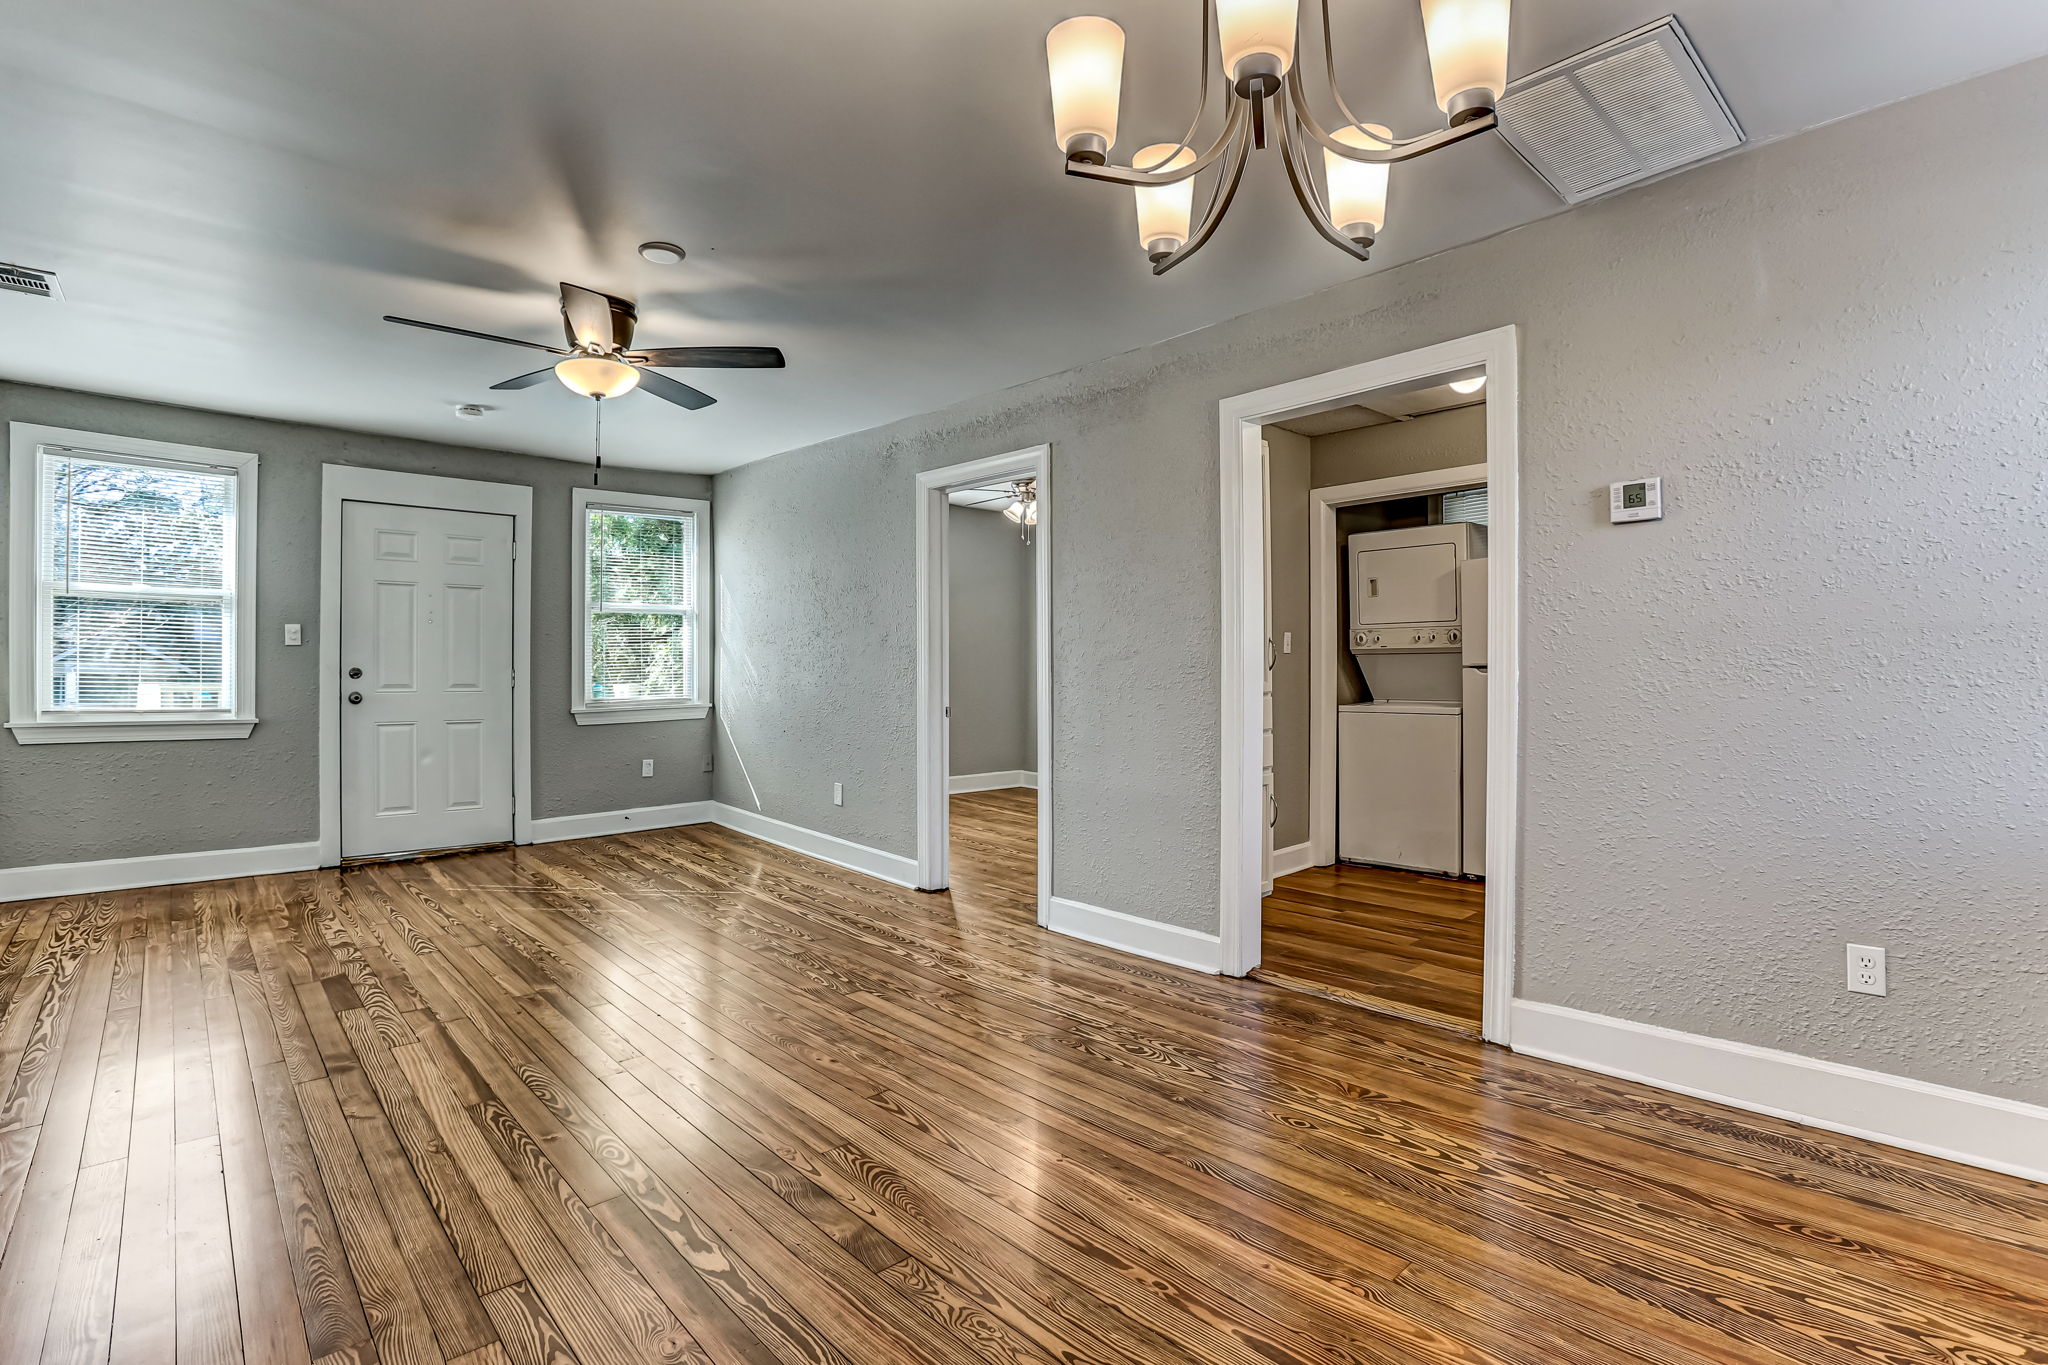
[318,465,534,866]
[1217,325,1519,1044]
[914,445,1052,927]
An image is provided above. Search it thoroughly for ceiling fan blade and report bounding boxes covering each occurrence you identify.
[632,367,717,411]
[628,346,786,370]
[559,282,636,352]
[384,315,566,355]
[490,367,558,391]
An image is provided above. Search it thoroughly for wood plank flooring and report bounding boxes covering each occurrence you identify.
[1260,864,1484,1031]
[1,807,2045,1364]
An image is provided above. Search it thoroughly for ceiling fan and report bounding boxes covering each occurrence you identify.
[383,282,784,411]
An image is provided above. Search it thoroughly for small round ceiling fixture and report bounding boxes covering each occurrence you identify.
[454,403,492,420]
[638,241,687,265]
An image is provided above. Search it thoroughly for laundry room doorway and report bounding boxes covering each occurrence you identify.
[1220,329,1518,1044]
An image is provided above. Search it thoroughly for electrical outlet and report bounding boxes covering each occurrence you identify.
[640,759,654,778]
[1847,944,1887,996]
[832,782,843,807]
[284,623,302,646]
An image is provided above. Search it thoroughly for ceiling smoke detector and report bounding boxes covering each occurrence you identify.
[454,403,493,420]
[0,262,62,301]
[1496,17,1743,206]
[638,241,686,265]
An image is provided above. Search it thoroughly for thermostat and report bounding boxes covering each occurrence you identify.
[1610,477,1663,523]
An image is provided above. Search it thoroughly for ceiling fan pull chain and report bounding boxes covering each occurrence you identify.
[592,395,604,486]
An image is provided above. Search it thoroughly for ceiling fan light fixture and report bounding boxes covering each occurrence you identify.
[555,355,641,398]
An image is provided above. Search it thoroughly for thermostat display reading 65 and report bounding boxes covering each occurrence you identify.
[1610,477,1663,523]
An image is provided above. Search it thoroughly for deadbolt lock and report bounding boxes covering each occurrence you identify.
[347,667,363,679]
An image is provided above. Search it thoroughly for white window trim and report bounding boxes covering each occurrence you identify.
[570,487,712,725]
[7,422,260,745]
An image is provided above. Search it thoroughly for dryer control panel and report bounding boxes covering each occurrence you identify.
[1353,626,1462,652]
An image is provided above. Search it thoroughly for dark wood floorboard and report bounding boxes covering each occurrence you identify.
[0,802,2043,1364]
[1259,864,1485,1030]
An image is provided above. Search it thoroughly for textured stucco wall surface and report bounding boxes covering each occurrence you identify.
[0,382,713,867]
[714,55,2048,1105]
[948,506,1035,777]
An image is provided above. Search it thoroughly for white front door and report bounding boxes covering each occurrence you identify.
[340,500,515,858]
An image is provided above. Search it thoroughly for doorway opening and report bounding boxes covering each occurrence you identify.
[915,447,1052,926]
[318,466,535,866]
[1220,328,1518,1044]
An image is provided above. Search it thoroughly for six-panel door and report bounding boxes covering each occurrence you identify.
[340,500,515,858]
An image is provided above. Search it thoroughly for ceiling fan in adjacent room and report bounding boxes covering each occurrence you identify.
[384,281,785,411]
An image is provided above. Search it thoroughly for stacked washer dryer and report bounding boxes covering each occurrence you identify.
[1338,522,1486,877]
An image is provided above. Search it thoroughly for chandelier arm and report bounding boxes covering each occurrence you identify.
[1276,101,1373,262]
[1134,0,1217,173]
[1066,96,1246,187]
[1287,72,1498,162]
[1151,107,1255,276]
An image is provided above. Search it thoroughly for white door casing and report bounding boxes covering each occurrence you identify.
[339,501,515,857]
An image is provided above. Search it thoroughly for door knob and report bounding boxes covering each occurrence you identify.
[347,667,363,679]
[348,692,363,705]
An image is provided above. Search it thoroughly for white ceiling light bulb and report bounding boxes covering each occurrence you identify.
[1216,0,1297,95]
[1419,0,1512,123]
[1047,17,1125,163]
[1450,375,1486,394]
[1323,124,1392,243]
[554,355,641,398]
[1132,144,1198,261]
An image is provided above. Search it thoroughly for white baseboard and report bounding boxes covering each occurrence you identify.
[709,804,919,888]
[1047,896,1223,974]
[528,801,717,844]
[948,770,1039,794]
[1270,841,1316,878]
[0,841,323,904]
[1511,1000,2048,1185]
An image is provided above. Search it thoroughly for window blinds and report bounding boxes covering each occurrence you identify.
[36,447,239,713]
[585,506,697,704]
[1441,485,1489,526]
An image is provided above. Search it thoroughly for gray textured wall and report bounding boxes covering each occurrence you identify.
[1,382,713,867]
[948,506,1035,777]
[1312,405,1487,490]
[1264,428,1311,851]
[713,56,2048,1105]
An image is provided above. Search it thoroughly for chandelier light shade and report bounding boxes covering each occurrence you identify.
[1419,0,1513,122]
[1133,144,1199,258]
[1216,0,1299,94]
[554,355,642,398]
[1044,0,1511,273]
[1323,123,1391,242]
[1047,16,1126,162]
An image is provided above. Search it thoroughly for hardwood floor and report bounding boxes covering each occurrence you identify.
[1,812,2045,1364]
[1258,864,1485,1032]
[948,788,1036,911]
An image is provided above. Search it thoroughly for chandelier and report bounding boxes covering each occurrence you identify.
[1045,0,1511,273]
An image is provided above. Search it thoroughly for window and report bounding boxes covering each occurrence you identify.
[571,488,711,724]
[1441,485,1489,526]
[7,424,259,744]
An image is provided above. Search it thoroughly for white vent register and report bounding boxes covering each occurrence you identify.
[1496,17,1743,205]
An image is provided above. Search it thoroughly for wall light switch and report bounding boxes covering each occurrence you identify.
[284,623,303,646]
[640,759,654,778]
[832,782,844,807]
[1282,632,1293,654]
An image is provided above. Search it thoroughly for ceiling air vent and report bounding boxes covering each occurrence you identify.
[0,262,62,301]
[1496,17,1743,205]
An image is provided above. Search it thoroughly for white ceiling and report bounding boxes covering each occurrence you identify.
[4,2,2046,474]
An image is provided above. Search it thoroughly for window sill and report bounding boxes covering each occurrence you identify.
[571,703,711,726]
[7,716,259,745]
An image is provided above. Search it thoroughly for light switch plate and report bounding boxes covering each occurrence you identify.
[1610,476,1663,523]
